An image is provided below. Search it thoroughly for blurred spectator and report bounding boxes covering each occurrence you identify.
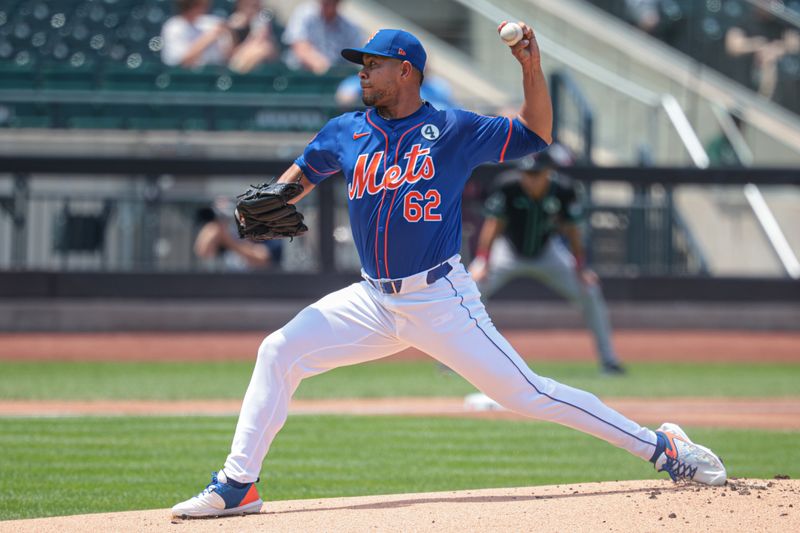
[467,144,625,374]
[623,0,684,45]
[162,0,282,71]
[625,0,661,35]
[335,74,457,110]
[161,0,233,68]
[282,0,362,74]
[725,6,800,98]
[194,197,282,271]
[227,0,281,73]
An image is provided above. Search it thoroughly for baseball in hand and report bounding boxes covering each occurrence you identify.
[500,22,523,46]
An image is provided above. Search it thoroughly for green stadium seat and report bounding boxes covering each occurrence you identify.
[102,64,162,91]
[122,103,212,131]
[128,115,183,130]
[211,106,260,130]
[280,71,350,95]
[5,102,49,127]
[214,118,246,131]
[11,115,53,128]
[223,71,275,93]
[41,63,97,90]
[67,115,125,129]
[0,1,347,131]
[183,117,211,130]
[158,67,223,92]
[0,61,38,89]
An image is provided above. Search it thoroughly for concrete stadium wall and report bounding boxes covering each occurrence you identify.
[1,272,797,332]
[1,299,797,332]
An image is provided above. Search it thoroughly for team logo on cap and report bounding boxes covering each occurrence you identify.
[421,124,439,141]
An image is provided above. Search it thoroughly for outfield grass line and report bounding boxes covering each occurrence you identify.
[1,360,799,400]
[1,396,799,430]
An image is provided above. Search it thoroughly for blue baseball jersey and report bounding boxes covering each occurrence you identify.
[295,102,548,279]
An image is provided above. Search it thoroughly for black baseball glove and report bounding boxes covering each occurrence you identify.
[234,180,308,240]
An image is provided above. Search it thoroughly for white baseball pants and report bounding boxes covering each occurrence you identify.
[224,255,657,482]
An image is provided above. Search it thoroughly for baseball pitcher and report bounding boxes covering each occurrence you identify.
[172,23,726,518]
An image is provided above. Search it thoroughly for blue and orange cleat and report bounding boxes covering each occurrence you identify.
[653,422,727,486]
[171,470,262,518]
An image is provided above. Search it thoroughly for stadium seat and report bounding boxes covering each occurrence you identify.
[67,115,125,129]
[41,62,97,90]
[0,1,359,131]
[0,61,37,89]
[157,67,222,92]
[102,63,166,91]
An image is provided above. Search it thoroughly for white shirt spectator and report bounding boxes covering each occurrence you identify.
[282,1,362,70]
[161,14,230,67]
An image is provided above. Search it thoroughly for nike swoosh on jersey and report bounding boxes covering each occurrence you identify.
[353,132,370,140]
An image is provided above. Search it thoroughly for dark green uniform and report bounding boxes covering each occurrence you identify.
[483,173,584,257]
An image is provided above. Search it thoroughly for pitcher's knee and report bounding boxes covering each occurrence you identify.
[256,332,301,375]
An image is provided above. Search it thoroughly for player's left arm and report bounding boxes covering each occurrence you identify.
[501,21,553,145]
[469,216,506,283]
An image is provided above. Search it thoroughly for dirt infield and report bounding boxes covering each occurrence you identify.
[4,479,797,532]
[3,396,800,430]
[1,330,799,362]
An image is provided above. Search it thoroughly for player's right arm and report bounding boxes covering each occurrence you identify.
[499,21,553,145]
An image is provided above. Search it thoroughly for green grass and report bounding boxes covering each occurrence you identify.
[0,360,798,400]
[0,415,797,521]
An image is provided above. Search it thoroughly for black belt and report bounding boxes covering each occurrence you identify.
[370,261,454,294]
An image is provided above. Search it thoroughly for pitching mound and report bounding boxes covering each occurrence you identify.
[5,479,797,532]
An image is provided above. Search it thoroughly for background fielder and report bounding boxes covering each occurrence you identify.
[172,22,726,519]
[469,144,625,374]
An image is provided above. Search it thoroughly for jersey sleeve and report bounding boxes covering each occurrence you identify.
[455,110,549,167]
[294,118,342,184]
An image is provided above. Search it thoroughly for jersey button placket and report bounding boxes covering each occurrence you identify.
[377,226,385,274]
[381,130,398,280]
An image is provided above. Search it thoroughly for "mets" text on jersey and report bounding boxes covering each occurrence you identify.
[349,144,435,200]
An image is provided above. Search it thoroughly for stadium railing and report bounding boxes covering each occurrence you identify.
[1,155,798,277]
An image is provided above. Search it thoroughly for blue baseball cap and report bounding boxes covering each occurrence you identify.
[341,29,427,74]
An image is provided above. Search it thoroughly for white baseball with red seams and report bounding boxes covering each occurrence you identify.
[500,22,524,46]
